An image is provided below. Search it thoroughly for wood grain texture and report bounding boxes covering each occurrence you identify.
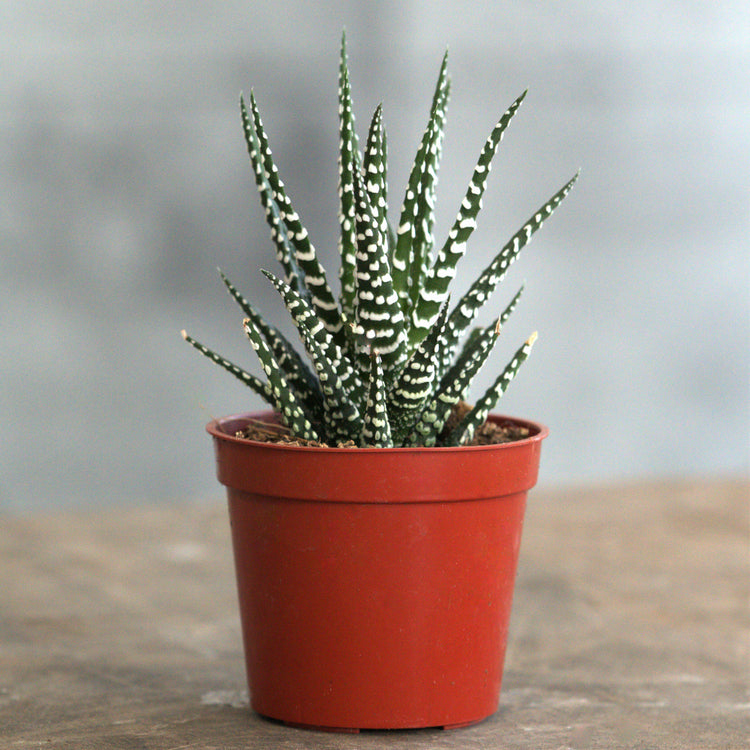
[1,479,748,748]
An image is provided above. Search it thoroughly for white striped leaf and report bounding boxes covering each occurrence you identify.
[444,332,538,446]
[387,300,449,443]
[180,330,275,405]
[337,32,361,326]
[241,318,322,441]
[391,51,450,316]
[218,269,323,421]
[438,172,579,374]
[362,353,393,447]
[437,283,524,384]
[262,270,363,442]
[239,94,307,301]
[363,104,389,252]
[402,312,504,447]
[409,90,527,345]
[351,166,407,375]
[244,92,346,346]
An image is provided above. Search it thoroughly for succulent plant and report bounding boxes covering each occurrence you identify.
[183,34,577,448]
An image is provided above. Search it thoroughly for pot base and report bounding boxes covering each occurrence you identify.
[272,714,489,733]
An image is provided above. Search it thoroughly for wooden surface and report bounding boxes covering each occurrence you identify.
[2,479,748,749]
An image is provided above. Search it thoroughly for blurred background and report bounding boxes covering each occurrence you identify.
[3,1,748,512]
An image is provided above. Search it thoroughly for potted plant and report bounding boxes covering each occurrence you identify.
[182,33,577,732]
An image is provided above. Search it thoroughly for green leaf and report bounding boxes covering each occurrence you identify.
[218,268,322,420]
[181,330,275,405]
[244,92,346,346]
[437,283,524,383]
[337,31,361,325]
[362,353,393,447]
[409,90,527,345]
[363,104,389,251]
[239,94,307,301]
[391,50,450,317]
[241,318,322,441]
[387,300,449,444]
[440,172,579,367]
[351,166,408,376]
[262,270,363,442]
[403,312,504,446]
[444,332,538,446]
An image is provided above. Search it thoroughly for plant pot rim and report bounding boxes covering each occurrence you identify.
[206,410,548,454]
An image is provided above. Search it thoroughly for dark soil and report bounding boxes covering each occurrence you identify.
[441,400,531,445]
[235,402,530,447]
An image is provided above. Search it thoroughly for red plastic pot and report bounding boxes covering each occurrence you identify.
[207,410,547,732]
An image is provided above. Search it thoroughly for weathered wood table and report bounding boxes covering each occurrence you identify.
[2,479,747,749]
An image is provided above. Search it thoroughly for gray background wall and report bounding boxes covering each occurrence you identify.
[3,1,748,512]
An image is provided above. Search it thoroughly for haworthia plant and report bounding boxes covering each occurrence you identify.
[183,33,578,447]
